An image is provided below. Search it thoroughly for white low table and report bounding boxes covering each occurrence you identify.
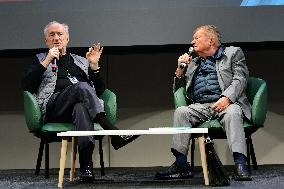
[57,128,209,188]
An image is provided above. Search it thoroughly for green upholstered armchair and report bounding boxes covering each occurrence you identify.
[173,77,267,171]
[23,89,117,178]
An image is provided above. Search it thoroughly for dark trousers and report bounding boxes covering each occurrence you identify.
[46,82,104,150]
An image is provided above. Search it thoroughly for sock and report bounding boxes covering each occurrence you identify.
[171,148,188,167]
[95,112,119,130]
[79,142,94,169]
[176,154,188,168]
[233,152,247,165]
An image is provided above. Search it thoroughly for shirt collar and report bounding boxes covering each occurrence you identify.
[210,45,225,60]
[196,45,225,64]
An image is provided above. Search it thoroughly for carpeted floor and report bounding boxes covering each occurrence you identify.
[0,165,283,189]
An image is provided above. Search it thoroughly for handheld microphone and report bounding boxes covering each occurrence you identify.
[51,58,58,75]
[179,47,195,69]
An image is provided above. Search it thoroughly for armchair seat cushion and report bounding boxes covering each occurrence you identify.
[198,119,225,138]
[197,119,261,139]
[40,123,104,136]
[94,124,103,130]
[38,123,73,142]
[41,123,73,133]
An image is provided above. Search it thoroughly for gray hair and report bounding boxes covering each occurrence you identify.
[194,25,221,47]
[43,21,69,36]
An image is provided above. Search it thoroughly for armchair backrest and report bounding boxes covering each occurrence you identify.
[246,77,267,126]
[173,87,187,109]
[100,89,117,125]
[23,91,42,132]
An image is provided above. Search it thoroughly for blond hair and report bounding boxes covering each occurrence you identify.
[194,25,221,47]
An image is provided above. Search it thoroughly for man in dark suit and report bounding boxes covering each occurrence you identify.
[22,21,138,182]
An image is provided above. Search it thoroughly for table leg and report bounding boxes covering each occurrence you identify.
[70,136,77,181]
[198,135,209,186]
[58,137,68,188]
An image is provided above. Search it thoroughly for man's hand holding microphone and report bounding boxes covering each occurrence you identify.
[175,47,194,78]
[175,54,190,78]
[41,46,60,68]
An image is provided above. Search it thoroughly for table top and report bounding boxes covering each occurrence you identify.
[57,127,208,136]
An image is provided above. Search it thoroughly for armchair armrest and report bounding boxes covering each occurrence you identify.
[249,78,268,126]
[99,89,117,125]
[173,87,188,109]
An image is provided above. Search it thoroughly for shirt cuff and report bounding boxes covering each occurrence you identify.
[91,67,100,73]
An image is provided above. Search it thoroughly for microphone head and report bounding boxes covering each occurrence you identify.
[188,47,194,55]
[51,58,57,74]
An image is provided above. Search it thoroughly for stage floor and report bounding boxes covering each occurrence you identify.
[0,165,283,188]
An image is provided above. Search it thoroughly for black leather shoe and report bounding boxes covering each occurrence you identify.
[155,162,193,180]
[111,135,140,150]
[232,163,252,181]
[79,143,94,183]
[80,165,94,183]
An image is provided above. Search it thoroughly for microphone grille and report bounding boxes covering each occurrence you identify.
[188,47,194,53]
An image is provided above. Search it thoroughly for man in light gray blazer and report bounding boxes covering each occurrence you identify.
[156,25,252,181]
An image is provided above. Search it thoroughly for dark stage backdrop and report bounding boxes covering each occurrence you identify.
[0,42,283,112]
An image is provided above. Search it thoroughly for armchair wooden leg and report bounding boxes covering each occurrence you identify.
[70,136,78,182]
[58,137,68,188]
[198,135,209,186]
[35,139,44,175]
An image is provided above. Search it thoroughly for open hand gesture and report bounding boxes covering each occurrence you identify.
[86,43,103,70]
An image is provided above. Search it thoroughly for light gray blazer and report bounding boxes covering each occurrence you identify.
[174,46,252,120]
